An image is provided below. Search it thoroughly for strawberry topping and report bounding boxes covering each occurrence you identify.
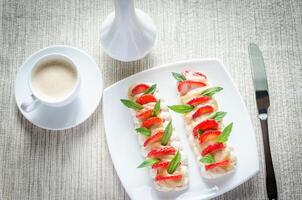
[192,105,214,119]
[136,109,153,120]
[201,143,225,156]
[205,160,230,171]
[193,119,219,137]
[177,80,206,95]
[136,94,157,105]
[141,117,162,128]
[147,147,176,158]
[155,174,182,181]
[143,131,164,147]
[131,84,150,95]
[199,130,221,143]
[186,96,211,106]
[152,161,170,169]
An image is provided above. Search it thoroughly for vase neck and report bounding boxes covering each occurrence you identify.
[114,0,136,19]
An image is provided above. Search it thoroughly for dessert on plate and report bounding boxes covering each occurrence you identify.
[120,83,189,191]
[169,70,236,179]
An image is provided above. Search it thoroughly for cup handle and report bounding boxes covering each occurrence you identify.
[20,94,40,112]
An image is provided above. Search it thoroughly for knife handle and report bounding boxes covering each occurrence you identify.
[259,113,278,200]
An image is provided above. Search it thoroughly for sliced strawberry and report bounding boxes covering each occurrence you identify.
[147,147,176,158]
[144,131,164,147]
[186,96,211,106]
[193,71,207,79]
[136,109,153,120]
[131,84,150,95]
[205,160,230,171]
[193,119,219,137]
[155,174,182,181]
[182,70,207,79]
[141,117,162,128]
[177,80,206,95]
[152,161,170,169]
[201,143,225,156]
[199,130,221,143]
[192,105,214,119]
[136,94,157,105]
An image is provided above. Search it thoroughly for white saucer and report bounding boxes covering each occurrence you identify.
[15,45,103,130]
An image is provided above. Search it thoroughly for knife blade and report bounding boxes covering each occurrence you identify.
[248,43,278,200]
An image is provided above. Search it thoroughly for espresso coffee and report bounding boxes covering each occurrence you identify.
[31,60,77,102]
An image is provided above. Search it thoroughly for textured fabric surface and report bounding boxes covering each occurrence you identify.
[0,0,302,199]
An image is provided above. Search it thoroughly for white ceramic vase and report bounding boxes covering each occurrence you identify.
[100,0,157,62]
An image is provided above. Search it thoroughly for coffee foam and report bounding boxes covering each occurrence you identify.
[31,60,77,102]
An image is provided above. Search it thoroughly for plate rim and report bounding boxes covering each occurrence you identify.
[103,58,259,199]
[14,45,103,130]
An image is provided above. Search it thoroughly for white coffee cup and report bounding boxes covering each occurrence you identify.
[21,54,81,112]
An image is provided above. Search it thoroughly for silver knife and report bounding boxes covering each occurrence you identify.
[248,43,278,200]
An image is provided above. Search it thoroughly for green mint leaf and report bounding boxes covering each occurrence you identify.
[200,154,215,164]
[135,127,151,137]
[161,121,173,145]
[201,87,223,97]
[209,111,227,121]
[137,158,160,168]
[120,99,143,110]
[172,72,186,82]
[144,84,157,94]
[167,151,181,174]
[168,105,194,113]
[152,100,161,116]
[216,123,233,143]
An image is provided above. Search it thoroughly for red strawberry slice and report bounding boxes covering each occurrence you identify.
[136,109,153,120]
[192,105,214,119]
[155,174,182,181]
[186,96,211,106]
[136,94,157,105]
[182,70,207,79]
[201,143,225,156]
[147,147,176,158]
[131,84,150,95]
[205,160,230,171]
[199,130,221,143]
[141,117,162,128]
[193,119,219,137]
[152,161,170,169]
[144,131,164,147]
[193,71,207,79]
[177,80,206,95]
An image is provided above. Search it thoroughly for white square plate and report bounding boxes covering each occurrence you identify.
[103,59,259,200]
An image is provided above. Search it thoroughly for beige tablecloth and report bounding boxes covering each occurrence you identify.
[0,0,301,199]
